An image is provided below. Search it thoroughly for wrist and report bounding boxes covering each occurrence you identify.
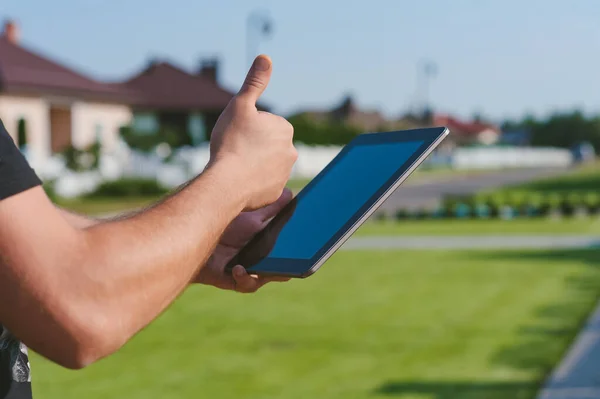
[203,156,251,211]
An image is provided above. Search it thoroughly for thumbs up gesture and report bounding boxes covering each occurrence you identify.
[209,55,298,210]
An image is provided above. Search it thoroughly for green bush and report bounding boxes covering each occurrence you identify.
[584,193,600,213]
[409,208,429,220]
[373,211,388,222]
[441,190,600,219]
[474,202,492,218]
[562,192,583,215]
[520,193,544,217]
[62,140,101,172]
[487,193,507,217]
[120,125,191,153]
[431,206,447,219]
[43,180,58,202]
[395,209,408,220]
[86,178,169,198]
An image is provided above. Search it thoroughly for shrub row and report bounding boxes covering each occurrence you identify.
[444,191,600,218]
[374,191,600,221]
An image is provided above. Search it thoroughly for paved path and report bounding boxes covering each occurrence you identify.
[380,167,568,212]
[342,235,600,251]
[537,303,600,399]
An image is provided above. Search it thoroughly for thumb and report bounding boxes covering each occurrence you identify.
[255,189,293,222]
[237,55,272,105]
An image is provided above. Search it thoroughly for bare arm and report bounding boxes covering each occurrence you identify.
[0,161,247,369]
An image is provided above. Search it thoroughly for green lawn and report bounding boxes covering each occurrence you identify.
[30,249,600,399]
[357,219,600,236]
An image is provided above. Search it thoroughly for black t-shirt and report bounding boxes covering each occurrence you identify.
[0,119,41,399]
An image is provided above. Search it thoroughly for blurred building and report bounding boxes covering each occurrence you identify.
[0,20,236,166]
[289,95,418,132]
[432,114,501,147]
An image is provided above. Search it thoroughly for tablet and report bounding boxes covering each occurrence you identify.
[225,127,450,278]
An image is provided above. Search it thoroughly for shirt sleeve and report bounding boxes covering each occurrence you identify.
[0,119,42,200]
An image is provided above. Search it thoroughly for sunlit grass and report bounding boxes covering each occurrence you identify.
[31,249,600,399]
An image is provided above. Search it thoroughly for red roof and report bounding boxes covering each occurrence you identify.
[0,34,236,111]
[433,114,499,136]
[0,36,137,102]
[123,61,234,111]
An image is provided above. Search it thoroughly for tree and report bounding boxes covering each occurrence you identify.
[530,111,600,150]
[287,114,361,146]
[501,111,600,151]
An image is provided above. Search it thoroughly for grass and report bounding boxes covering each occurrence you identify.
[30,249,600,399]
[357,218,600,236]
[286,178,312,191]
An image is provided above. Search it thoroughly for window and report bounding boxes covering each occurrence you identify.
[133,113,159,135]
[188,113,206,145]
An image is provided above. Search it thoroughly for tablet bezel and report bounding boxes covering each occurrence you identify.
[226,126,450,278]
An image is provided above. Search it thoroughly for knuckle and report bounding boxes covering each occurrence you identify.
[244,76,264,91]
[230,97,251,113]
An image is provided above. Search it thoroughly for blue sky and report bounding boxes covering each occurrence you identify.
[3,0,600,122]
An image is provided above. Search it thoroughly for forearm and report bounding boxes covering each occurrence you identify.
[0,161,247,368]
[79,162,246,346]
[58,207,100,228]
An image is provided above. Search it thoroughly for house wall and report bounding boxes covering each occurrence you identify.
[0,95,51,166]
[71,102,132,152]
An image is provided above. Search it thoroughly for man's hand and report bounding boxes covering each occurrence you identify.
[196,189,293,293]
[209,55,298,211]
[0,55,299,369]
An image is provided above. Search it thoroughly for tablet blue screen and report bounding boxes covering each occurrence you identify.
[258,140,425,261]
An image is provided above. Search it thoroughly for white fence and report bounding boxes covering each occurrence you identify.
[452,147,573,170]
[35,141,575,199]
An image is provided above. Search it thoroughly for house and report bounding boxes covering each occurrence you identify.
[123,58,236,145]
[0,19,237,168]
[289,95,412,133]
[0,21,135,168]
[432,114,501,147]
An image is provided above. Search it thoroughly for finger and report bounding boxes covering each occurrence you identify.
[258,276,291,284]
[254,189,294,222]
[232,265,261,293]
[236,55,272,105]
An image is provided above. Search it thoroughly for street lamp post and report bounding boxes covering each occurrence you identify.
[246,10,273,67]
[418,60,438,116]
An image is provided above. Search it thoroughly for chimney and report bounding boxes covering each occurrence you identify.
[198,58,219,84]
[3,20,20,45]
[332,94,357,120]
